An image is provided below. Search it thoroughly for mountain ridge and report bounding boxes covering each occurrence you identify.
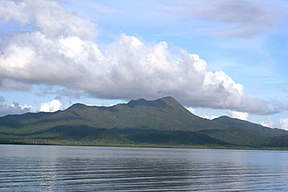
[0,96,287,148]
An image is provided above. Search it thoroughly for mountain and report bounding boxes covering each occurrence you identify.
[213,116,287,137]
[210,116,288,147]
[0,96,287,148]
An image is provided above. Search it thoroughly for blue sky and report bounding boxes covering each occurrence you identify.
[0,0,288,129]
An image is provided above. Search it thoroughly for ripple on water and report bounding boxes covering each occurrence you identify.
[1,145,288,191]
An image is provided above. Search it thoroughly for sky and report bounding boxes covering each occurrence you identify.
[0,0,288,129]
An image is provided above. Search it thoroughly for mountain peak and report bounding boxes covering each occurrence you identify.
[127,96,180,108]
[66,103,89,110]
[1,96,288,148]
[128,98,147,105]
[157,96,181,107]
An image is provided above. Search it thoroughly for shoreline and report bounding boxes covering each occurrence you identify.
[1,140,288,151]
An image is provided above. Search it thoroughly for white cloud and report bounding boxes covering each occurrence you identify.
[0,97,32,117]
[202,115,219,120]
[40,99,63,112]
[0,0,281,115]
[0,0,95,39]
[186,107,196,114]
[228,111,249,120]
[261,118,274,128]
[280,118,288,131]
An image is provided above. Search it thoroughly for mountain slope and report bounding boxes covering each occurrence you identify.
[197,116,288,147]
[6,96,223,133]
[213,116,288,137]
[0,96,287,147]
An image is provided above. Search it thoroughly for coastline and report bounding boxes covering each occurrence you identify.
[1,139,288,151]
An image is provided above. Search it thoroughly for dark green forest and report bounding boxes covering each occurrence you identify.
[1,97,288,148]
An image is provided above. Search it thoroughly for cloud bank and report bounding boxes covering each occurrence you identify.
[0,0,281,115]
[0,96,31,117]
[161,0,276,37]
[192,0,275,37]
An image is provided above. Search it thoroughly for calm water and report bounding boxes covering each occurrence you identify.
[1,145,288,191]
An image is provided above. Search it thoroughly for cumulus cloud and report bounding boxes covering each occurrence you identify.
[0,0,281,115]
[39,99,63,112]
[0,97,32,117]
[228,111,249,121]
[0,0,95,39]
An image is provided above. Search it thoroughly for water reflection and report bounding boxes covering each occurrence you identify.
[1,145,288,191]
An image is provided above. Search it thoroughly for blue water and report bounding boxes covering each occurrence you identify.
[1,145,288,191]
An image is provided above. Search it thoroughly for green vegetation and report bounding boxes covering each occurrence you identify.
[0,96,288,149]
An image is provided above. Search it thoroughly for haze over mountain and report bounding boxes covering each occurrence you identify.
[0,97,287,148]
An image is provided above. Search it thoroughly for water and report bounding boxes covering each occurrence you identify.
[1,145,288,191]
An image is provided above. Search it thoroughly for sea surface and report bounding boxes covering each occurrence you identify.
[1,145,288,191]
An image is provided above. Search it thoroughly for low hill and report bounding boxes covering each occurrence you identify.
[204,116,288,147]
[0,96,287,148]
